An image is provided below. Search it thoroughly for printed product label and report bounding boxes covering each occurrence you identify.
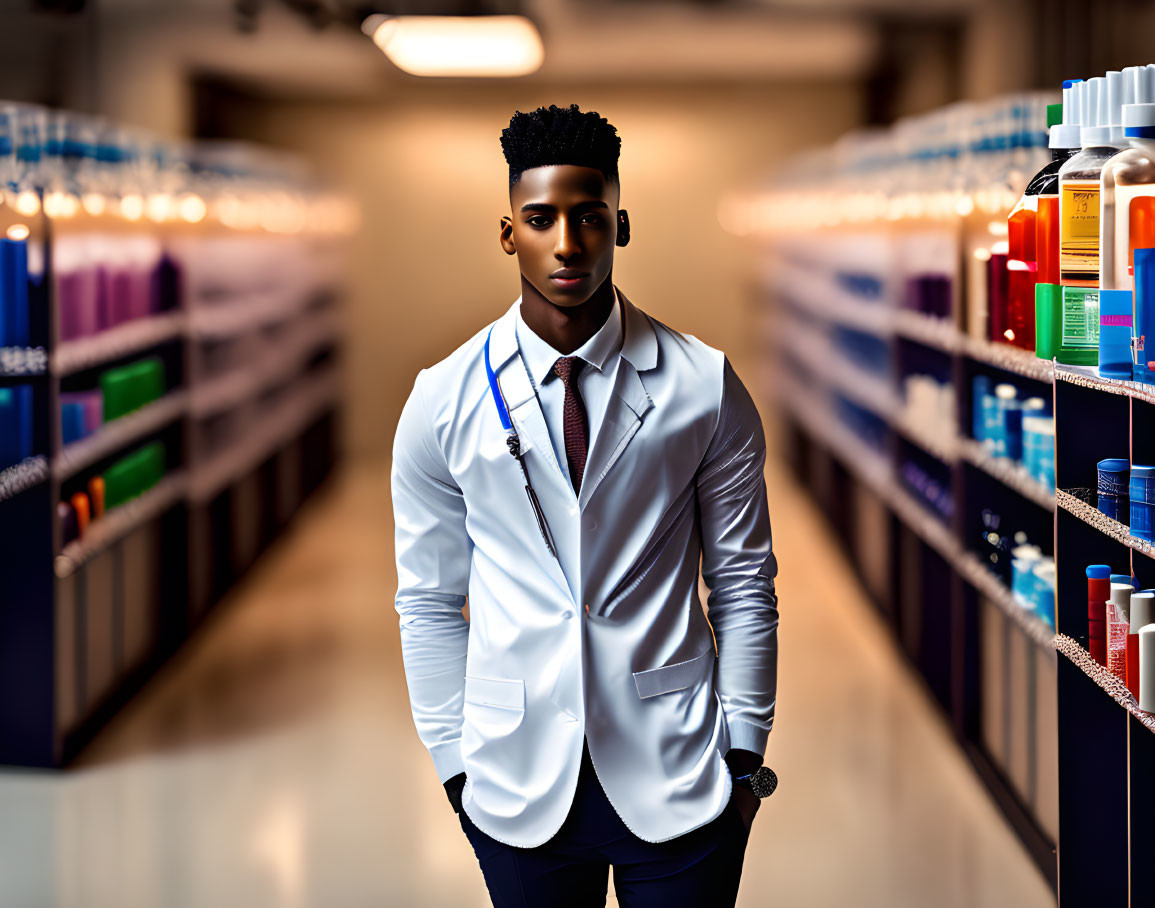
[1060,181,1101,281]
[1060,287,1100,347]
[1062,182,1100,239]
[1108,614,1128,681]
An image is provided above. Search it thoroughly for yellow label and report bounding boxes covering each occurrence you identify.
[1061,182,1100,242]
[1060,181,1101,282]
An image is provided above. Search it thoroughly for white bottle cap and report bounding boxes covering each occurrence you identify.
[1052,80,1083,148]
[1107,70,1132,143]
[1067,80,1084,123]
[1131,592,1155,634]
[1129,65,1151,105]
[1111,581,1133,610]
[1081,76,1114,146]
[1140,624,1155,711]
[1123,102,1155,130]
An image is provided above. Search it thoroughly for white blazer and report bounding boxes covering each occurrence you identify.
[391,286,778,847]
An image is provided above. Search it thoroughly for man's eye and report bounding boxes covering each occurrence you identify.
[581,214,603,224]
[527,216,551,228]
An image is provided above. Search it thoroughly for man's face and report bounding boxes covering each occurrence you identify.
[501,164,622,307]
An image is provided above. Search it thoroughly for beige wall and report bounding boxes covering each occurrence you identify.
[219,82,864,460]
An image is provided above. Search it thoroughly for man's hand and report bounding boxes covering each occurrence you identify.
[444,772,467,814]
[725,747,763,832]
[731,781,761,831]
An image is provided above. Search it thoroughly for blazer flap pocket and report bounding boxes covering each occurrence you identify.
[632,647,715,699]
[465,675,525,711]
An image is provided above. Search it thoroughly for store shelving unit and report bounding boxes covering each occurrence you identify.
[767,246,1155,904]
[1049,372,1155,908]
[766,255,1061,892]
[0,206,343,769]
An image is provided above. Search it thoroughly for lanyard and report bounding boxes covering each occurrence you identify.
[484,326,560,561]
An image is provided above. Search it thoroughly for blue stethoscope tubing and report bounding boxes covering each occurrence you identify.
[485,326,560,561]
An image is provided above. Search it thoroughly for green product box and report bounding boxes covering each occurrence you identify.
[98,356,165,422]
[102,440,166,510]
[99,364,134,422]
[1035,283,1099,365]
[102,453,135,509]
[138,440,164,491]
[128,357,165,409]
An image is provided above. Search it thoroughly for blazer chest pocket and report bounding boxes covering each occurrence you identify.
[464,675,526,737]
[632,647,715,699]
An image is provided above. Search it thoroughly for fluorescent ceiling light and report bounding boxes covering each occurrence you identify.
[364,14,544,78]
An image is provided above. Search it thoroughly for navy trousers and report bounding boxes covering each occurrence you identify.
[457,739,751,907]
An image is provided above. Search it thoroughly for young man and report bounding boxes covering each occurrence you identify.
[391,103,779,907]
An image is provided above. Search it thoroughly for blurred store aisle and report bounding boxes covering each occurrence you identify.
[0,429,1054,907]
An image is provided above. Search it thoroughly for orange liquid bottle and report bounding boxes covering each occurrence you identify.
[1006,98,1077,350]
[1005,201,1037,349]
[1036,195,1061,283]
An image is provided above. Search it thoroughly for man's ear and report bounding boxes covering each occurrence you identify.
[499,216,517,255]
[616,209,630,247]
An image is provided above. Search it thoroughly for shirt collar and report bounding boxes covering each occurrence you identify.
[515,285,624,389]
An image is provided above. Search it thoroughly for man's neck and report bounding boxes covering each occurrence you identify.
[519,273,616,355]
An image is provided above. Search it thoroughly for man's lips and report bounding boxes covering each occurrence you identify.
[550,270,590,288]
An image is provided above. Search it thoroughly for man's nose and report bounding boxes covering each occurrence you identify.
[554,217,581,259]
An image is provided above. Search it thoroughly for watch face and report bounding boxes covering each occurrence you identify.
[750,766,778,799]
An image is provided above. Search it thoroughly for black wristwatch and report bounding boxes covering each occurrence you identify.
[733,765,778,799]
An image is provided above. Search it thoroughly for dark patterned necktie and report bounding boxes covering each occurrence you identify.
[551,356,588,494]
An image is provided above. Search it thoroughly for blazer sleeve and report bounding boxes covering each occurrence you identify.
[391,368,474,783]
[695,354,779,758]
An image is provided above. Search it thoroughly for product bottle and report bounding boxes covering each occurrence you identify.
[1036,80,1098,362]
[1141,624,1155,711]
[1041,88,1085,285]
[1108,581,1133,681]
[1006,103,1074,350]
[1087,564,1111,665]
[1059,75,1125,286]
[1136,248,1155,382]
[1101,66,1155,291]
[1129,592,1155,699]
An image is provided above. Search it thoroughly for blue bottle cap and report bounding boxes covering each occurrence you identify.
[1086,565,1112,579]
[1132,464,1155,479]
[1111,574,1134,586]
[1099,458,1130,472]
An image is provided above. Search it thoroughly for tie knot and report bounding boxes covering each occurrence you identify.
[552,356,584,386]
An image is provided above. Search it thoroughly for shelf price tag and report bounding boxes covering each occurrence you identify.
[0,346,48,375]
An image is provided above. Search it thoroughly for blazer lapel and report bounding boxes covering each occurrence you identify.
[485,298,578,600]
[483,289,659,589]
[485,298,567,483]
[578,288,657,512]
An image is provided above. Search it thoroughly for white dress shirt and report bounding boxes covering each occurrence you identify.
[514,288,623,488]
[390,286,778,847]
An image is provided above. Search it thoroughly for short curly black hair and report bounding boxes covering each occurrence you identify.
[500,103,621,190]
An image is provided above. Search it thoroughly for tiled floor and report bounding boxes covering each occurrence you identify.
[0,450,1056,907]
